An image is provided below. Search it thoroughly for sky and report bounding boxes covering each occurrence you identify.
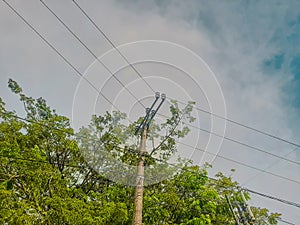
[1,0,300,224]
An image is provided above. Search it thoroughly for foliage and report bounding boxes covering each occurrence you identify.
[0,79,281,224]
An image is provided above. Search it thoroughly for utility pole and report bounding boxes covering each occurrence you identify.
[240,189,255,224]
[133,92,166,225]
[226,190,255,225]
[236,202,247,225]
[225,195,240,225]
[133,124,147,225]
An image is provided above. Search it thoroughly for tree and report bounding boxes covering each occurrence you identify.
[0,80,129,224]
[0,79,281,224]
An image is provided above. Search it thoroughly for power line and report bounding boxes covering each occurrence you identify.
[70,0,300,153]
[2,113,74,135]
[175,141,300,185]
[149,156,300,210]
[39,0,146,110]
[213,109,300,149]
[242,146,299,186]
[159,113,300,167]
[14,0,299,168]
[277,218,296,225]
[243,188,300,209]
[201,126,300,167]
[160,159,300,211]
[2,0,125,119]
[178,102,300,150]
[71,0,156,93]
[0,154,83,169]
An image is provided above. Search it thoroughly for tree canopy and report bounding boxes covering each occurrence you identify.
[0,79,281,224]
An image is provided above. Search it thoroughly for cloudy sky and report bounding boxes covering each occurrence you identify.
[1,0,300,223]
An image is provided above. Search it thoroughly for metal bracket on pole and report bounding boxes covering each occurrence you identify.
[135,92,160,135]
[146,93,166,130]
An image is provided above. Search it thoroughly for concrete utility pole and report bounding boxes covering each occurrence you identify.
[226,191,256,225]
[240,190,255,224]
[225,195,240,225]
[133,92,165,225]
[133,126,147,225]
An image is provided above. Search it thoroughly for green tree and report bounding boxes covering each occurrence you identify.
[0,80,129,224]
[0,79,281,224]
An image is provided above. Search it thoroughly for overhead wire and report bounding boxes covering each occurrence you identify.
[52,0,300,174]
[1,113,74,135]
[70,0,300,153]
[154,156,300,210]
[0,154,83,169]
[71,0,156,93]
[189,104,300,149]
[277,218,296,225]
[242,146,299,186]
[1,0,127,121]
[39,0,146,110]
[175,141,300,185]
[243,188,300,209]
[180,121,300,167]
[152,105,300,167]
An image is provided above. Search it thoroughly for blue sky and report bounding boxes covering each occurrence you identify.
[1,0,300,224]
